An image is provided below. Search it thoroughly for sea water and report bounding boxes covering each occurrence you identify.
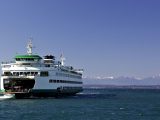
[0,88,160,120]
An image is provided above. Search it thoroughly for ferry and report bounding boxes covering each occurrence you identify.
[0,40,83,98]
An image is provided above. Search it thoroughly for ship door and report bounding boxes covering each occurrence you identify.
[3,78,35,93]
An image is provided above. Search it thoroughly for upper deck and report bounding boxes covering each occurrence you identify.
[1,40,83,76]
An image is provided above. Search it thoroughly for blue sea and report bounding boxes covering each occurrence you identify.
[1,88,160,120]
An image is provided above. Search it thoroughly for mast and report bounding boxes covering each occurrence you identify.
[27,39,33,55]
[60,53,65,66]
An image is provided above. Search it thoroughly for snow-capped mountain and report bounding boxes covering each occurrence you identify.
[83,75,160,85]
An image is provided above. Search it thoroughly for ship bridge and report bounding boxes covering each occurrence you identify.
[15,55,42,64]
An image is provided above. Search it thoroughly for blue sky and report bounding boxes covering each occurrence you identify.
[0,0,160,78]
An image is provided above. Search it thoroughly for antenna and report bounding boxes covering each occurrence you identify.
[60,53,66,66]
[27,38,33,55]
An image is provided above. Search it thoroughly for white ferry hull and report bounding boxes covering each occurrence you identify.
[1,75,83,98]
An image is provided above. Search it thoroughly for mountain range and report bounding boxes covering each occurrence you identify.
[83,75,160,86]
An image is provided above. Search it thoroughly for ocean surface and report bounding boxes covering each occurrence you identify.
[0,88,160,120]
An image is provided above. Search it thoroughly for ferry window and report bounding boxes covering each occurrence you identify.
[49,79,52,83]
[27,72,30,75]
[45,65,50,67]
[16,58,20,61]
[40,71,49,77]
[4,72,12,76]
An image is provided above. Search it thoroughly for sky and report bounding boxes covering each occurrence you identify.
[0,0,160,78]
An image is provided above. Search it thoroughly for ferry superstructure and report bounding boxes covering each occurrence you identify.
[1,41,83,98]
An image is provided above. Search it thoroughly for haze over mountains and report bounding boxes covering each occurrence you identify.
[83,75,160,86]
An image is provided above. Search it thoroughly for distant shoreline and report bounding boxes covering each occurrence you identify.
[83,85,160,89]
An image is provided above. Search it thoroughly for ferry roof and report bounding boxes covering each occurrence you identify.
[15,55,42,59]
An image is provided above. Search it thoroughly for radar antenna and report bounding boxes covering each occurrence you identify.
[27,39,33,55]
